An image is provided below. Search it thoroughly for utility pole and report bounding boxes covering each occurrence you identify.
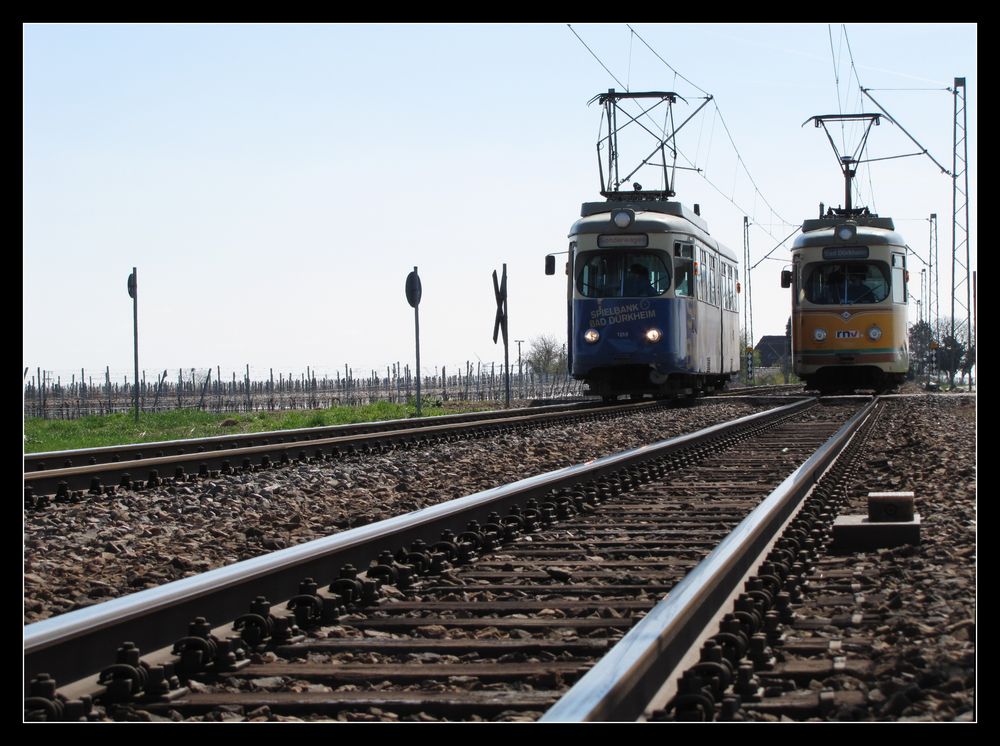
[950,78,972,390]
[784,318,791,384]
[515,339,525,400]
[742,216,754,384]
[127,267,139,422]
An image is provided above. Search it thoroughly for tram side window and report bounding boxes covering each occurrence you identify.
[699,249,708,303]
[705,254,712,305]
[718,260,724,307]
[716,259,722,307]
[891,253,907,304]
[674,242,694,297]
[701,249,709,301]
[709,255,718,306]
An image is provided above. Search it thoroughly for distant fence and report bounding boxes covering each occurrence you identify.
[23,363,585,420]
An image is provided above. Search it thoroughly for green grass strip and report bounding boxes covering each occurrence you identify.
[23,400,496,454]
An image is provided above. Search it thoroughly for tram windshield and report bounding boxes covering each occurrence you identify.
[802,262,890,305]
[576,251,671,298]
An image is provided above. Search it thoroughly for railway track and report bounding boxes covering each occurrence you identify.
[26,397,878,722]
[24,399,678,501]
[715,383,805,397]
[646,394,975,722]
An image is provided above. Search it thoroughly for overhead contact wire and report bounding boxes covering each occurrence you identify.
[568,25,797,248]
[567,24,628,91]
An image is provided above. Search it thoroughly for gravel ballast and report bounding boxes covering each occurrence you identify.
[826,394,975,721]
[23,394,976,723]
[24,401,769,623]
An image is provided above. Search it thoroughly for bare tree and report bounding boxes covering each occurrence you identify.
[526,334,567,375]
[908,320,934,379]
[933,317,974,388]
[960,344,976,385]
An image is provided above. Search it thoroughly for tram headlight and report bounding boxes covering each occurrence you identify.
[868,325,882,341]
[612,209,634,229]
[814,328,827,342]
[645,328,663,343]
[583,328,600,343]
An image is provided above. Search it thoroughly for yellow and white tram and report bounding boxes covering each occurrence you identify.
[782,212,909,392]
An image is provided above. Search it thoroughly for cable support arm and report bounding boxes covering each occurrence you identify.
[860,88,952,176]
[904,243,930,268]
[751,225,801,271]
[857,151,928,164]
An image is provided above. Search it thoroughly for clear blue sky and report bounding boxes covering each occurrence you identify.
[23,23,976,385]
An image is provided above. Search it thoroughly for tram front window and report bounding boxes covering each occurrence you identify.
[803,262,889,305]
[576,251,671,298]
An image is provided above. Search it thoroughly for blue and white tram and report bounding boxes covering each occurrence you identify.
[548,199,741,399]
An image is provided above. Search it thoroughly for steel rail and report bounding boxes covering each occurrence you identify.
[712,384,804,397]
[539,397,878,722]
[24,398,815,694]
[24,400,669,497]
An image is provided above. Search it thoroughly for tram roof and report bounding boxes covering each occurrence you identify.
[570,199,738,262]
[571,199,737,262]
[794,215,905,250]
[579,199,707,230]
